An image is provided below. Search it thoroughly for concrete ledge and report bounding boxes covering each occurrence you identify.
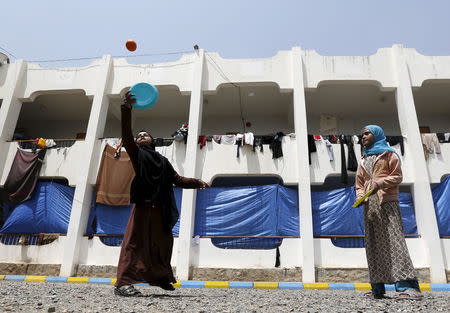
[191,268,303,281]
[75,265,117,278]
[315,268,431,283]
[0,264,60,276]
[0,264,438,283]
[1,276,450,291]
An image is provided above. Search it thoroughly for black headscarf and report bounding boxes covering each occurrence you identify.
[130,144,179,230]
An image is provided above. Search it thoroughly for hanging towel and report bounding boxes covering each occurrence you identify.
[45,139,56,148]
[198,136,207,149]
[253,136,264,152]
[324,139,334,161]
[4,148,47,203]
[244,132,254,146]
[445,133,450,142]
[96,145,135,205]
[270,132,285,159]
[421,133,441,160]
[339,135,348,184]
[236,134,244,158]
[212,135,222,144]
[221,135,236,145]
[346,135,358,172]
[308,135,317,164]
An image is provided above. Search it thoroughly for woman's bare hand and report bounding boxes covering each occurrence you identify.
[122,90,136,110]
[198,180,211,189]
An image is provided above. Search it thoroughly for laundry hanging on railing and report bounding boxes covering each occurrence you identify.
[0,182,74,234]
[95,145,135,206]
[421,133,441,160]
[386,136,405,155]
[436,133,450,143]
[4,148,47,203]
[431,176,450,236]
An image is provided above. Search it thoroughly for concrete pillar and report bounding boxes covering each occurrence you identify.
[60,55,113,276]
[176,49,205,280]
[0,60,27,180]
[391,44,447,283]
[291,47,315,282]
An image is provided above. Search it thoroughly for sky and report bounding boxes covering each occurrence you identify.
[1,0,450,66]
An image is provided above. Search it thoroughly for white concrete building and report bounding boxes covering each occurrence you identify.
[0,45,449,283]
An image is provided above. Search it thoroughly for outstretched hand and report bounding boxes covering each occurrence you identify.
[122,90,136,109]
[198,180,211,189]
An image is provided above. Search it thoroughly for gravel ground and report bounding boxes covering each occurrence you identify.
[0,281,449,313]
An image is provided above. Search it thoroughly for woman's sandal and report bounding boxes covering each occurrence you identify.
[114,285,142,297]
[395,289,423,300]
[363,292,386,299]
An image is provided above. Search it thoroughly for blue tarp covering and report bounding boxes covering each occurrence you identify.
[194,185,279,236]
[211,237,282,249]
[194,185,300,237]
[432,176,450,236]
[2,182,419,240]
[277,186,300,236]
[91,188,182,235]
[90,185,300,238]
[0,182,74,234]
[312,186,417,236]
[312,187,363,236]
[89,184,417,238]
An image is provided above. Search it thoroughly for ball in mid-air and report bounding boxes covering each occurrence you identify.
[126,40,137,52]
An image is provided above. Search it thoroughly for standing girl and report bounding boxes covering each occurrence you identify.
[356,125,423,300]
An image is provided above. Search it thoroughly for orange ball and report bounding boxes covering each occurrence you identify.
[126,40,137,52]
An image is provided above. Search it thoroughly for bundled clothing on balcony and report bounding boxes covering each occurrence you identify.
[171,124,188,144]
[4,148,47,203]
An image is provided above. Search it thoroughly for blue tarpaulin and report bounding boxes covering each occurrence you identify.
[2,182,419,241]
[88,184,417,238]
[312,187,363,236]
[0,182,74,234]
[312,186,417,236]
[90,185,300,238]
[277,186,300,236]
[432,176,450,236]
[194,185,279,236]
[194,185,300,237]
[91,188,182,235]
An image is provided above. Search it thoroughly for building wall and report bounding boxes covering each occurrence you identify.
[0,46,449,282]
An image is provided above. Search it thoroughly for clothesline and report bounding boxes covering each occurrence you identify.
[8,138,85,142]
